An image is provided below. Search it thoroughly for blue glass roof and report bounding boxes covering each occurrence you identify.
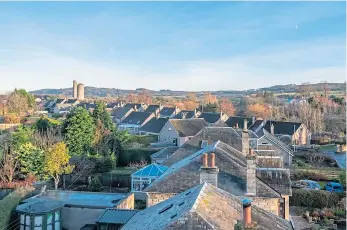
[132,163,168,177]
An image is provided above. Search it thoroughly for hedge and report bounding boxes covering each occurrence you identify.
[290,189,346,208]
[118,148,157,166]
[0,188,33,229]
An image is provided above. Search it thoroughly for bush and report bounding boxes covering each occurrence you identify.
[339,172,346,187]
[290,189,345,208]
[0,187,33,229]
[88,176,102,192]
[92,155,117,173]
[118,148,157,167]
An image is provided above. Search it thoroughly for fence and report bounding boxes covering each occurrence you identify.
[290,168,344,181]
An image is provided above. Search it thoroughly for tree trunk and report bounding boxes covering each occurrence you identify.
[54,175,59,190]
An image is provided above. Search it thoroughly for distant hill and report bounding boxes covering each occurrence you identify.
[30,82,346,98]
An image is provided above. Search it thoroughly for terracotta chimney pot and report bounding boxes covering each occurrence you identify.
[203,153,208,167]
[210,153,216,168]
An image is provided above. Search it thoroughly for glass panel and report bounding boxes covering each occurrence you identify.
[47,213,53,224]
[55,211,60,220]
[47,224,53,230]
[100,225,107,230]
[20,225,24,230]
[34,216,43,226]
[34,227,42,230]
[25,216,31,225]
[20,215,25,224]
[55,221,60,230]
[25,227,30,230]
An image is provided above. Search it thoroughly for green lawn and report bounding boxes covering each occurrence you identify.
[319,144,336,152]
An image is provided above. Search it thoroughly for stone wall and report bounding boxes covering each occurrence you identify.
[116,193,135,209]
[146,192,176,207]
[252,197,280,216]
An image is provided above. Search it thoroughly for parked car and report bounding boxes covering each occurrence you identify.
[291,180,321,190]
[325,182,344,192]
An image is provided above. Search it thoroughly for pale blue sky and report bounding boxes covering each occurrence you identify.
[0,2,345,92]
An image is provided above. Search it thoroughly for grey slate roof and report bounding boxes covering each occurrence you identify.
[256,168,292,195]
[112,107,133,120]
[56,98,65,104]
[146,141,286,197]
[169,118,208,137]
[144,105,161,113]
[121,111,152,125]
[173,110,197,119]
[225,116,253,129]
[235,129,259,139]
[163,127,242,166]
[66,99,78,104]
[263,120,303,135]
[124,103,143,109]
[96,209,139,224]
[249,119,265,132]
[139,118,168,134]
[151,147,180,160]
[123,183,293,230]
[211,120,228,127]
[16,201,63,214]
[198,112,222,123]
[160,107,176,117]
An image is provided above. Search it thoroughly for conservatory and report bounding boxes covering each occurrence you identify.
[16,200,63,230]
[131,163,168,191]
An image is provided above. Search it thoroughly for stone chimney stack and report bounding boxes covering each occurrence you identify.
[220,111,223,119]
[270,123,275,136]
[182,112,186,120]
[200,153,219,186]
[246,148,256,196]
[236,123,239,129]
[133,105,137,111]
[242,198,257,229]
[252,116,256,125]
[242,119,249,156]
[155,108,160,118]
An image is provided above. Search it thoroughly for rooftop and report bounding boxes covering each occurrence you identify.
[132,163,168,178]
[23,190,130,208]
[96,209,139,224]
[121,111,153,125]
[151,146,180,160]
[169,118,208,137]
[16,200,63,214]
[139,117,168,134]
[122,183,293,230]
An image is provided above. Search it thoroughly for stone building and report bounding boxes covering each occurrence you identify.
[144,123,292,220]
[122,183,293,230]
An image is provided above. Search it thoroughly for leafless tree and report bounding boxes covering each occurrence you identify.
[0,143,18,183]
[32,128,64,150]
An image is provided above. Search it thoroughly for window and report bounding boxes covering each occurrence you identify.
[158,204,173,214]
[201,140,208,148]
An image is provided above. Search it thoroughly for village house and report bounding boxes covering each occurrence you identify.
[144,124,292,220]
[173,109,201,119]
[158,118,208,147]
[225,116,256,129]
[16,190,134,230]
[159,106,180,118]
[138,117,168,138]
[106,101,125,111]
[198,111,229,125]
[250,120,311,146]
[123,103,147,112]
[118,111,154,134]
[111,107,134,125]
[144,104,164,114]
[122,183,293,230]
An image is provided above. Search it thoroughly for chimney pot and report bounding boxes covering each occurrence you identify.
[210,153,216,168]
[203,153,208,168]
[242,198,252,226]
[243,119,248,131]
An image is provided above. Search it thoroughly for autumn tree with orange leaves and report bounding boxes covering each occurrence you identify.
[247,103,271,119]
[219,98,235,116]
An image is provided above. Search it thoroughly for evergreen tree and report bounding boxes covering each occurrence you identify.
[92,101,114,132]
[64,107,95,155]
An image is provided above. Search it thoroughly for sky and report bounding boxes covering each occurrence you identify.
[0,1,346,92]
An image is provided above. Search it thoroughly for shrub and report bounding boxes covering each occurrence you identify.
[118,148,157,167]
[338,172,346,187]
[290,189,345,208]
[88,176,102,192]
[92,155,117,173]
[0,187,34,229]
